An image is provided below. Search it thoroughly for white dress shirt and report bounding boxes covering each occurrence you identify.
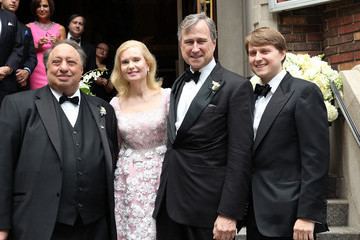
[175,58,216,132]
[253,70,286,138]
[50,88,81,127]
[0,18,2,37]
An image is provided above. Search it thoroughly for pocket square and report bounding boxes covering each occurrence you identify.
[7,22,14,26]
[207,104,217,108]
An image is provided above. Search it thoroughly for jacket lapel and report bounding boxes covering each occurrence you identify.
[35,86,63,162]
[83,94,113,174]
[168,72,187,144]
[175,64,224,143]
[253,73,294,152]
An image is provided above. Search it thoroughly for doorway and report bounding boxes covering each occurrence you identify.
[17,0,184,88]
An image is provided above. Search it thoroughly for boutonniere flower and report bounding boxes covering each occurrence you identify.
[100,106,107,117]
[211,81,221,92]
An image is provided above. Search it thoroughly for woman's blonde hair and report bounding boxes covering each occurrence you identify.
[111,40,160,97]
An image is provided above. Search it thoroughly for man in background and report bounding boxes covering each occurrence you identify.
[0,2,22,104]
[1,0,37,91]
[67,14,95,72]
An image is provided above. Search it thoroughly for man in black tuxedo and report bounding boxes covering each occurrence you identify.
[0,40,118,240]
[0,7,23,104]
[1,0,37,90]
[153,13,253,240]
[245,27,329,240]
[67,14,95,72]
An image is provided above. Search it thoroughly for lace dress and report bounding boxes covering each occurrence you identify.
[110,88,170,240]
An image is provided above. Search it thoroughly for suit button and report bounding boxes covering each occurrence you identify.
[73,130,77,135]
[77,171,83,176]
[77,157,82,161]
[78,187,83,192]
[77,203,83,208]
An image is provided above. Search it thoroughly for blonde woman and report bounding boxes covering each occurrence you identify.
[110,40,170,240]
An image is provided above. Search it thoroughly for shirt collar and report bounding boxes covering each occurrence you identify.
[261,69,286,95]
[50,87,81,104]
[189,58,216,85]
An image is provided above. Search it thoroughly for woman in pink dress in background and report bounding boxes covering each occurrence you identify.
[110,40,170,240]
[27,0,65,89]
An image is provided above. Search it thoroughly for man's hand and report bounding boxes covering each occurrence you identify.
[0,66,12,80]
[293,218,315,240]
[213,215,237,240]
[16,69,30,87]
[0,230,9,240]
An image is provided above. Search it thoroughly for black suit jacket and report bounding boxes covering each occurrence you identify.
[0,9,23,99]
[251,73,329,237]
[153,63,254,228]
[18,23,37,74]
[0,86,118,240]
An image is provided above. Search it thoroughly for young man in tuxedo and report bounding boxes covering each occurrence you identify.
[153,13,253,240]
[1,0,37,90]
[0,5,23,104]
[67,14,95,72]
[0,40,118,240]
[245,27,329,240]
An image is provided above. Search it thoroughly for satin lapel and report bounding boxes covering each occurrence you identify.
[176,64,224,143]
[84,95,113,174]
[35,87,62,162]
[168,72,187,144]
[253,73,294,152]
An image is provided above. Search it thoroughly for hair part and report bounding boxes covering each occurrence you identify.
[245,27,287,54]
[177,12,217,42]
[68,14,86,26]
[43,39,87,70]
[111,40,160,97]
[31,0,55,18]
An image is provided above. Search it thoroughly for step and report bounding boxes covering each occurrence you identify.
[236,226,360,240]
[317,226,360,240]
[327,199,348,226]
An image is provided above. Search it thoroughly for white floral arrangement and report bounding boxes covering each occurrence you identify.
[251,53,343,122]
[80,68,109,95]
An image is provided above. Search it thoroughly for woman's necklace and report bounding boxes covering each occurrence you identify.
[35,21,54,31]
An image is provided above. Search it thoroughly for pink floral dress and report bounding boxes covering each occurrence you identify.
[110,88,170,240]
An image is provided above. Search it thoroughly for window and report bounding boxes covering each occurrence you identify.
[268,0,338,12]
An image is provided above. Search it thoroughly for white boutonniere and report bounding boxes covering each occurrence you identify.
[100,106,107,117]
[211,81,221,92]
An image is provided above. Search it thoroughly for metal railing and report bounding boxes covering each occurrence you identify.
[330,81,360,147]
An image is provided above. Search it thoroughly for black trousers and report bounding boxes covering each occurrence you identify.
[51,216,110,240]
[156,203,213,240]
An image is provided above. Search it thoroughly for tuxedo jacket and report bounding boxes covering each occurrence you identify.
[18,23,37,76]
[251,73,329,237]
[0,9,23,98]
[0,86,119,240]
[153,63,254,228]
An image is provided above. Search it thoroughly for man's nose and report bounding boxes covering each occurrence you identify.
[192,42,200,52]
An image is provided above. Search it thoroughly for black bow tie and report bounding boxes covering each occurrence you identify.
[70,37,80,44]
[185,69,201,84]
[59,95,79,105]
[254,83,271,98]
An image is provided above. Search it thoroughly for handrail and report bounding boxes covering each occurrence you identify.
[330,81,360,147]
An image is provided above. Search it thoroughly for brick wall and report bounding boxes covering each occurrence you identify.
[278,0,360,70]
